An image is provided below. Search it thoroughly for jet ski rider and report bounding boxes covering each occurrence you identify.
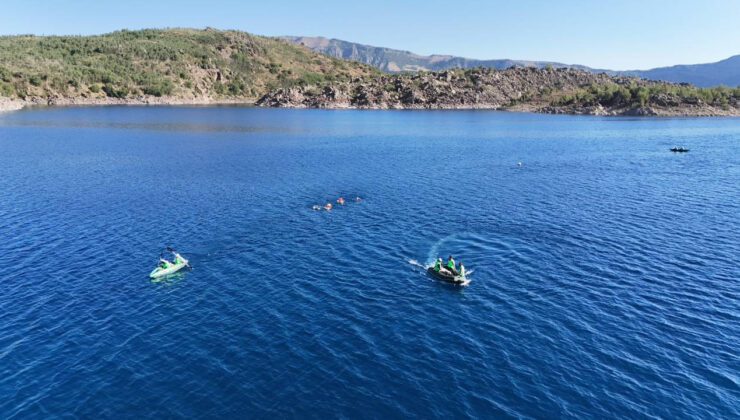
[446,255,458,275]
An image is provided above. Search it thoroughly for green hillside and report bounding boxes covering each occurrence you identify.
[0,28,379,101]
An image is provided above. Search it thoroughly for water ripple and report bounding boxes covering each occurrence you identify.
[0,108,738,418]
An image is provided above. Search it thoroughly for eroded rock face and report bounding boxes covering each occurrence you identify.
[258,67,633,110]
[651,94,681,107]
[256,66,740,116]
[624,106,659,116]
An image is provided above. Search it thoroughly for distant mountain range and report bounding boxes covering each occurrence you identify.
[279,36,740,87]
[620,55,740,88]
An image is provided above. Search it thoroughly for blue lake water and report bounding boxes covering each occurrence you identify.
[0,107,738,418]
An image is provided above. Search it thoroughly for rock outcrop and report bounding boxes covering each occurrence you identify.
[0,97,24,112]
[257,66,740,116]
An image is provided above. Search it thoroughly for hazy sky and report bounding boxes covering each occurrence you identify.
[1,0,738,70]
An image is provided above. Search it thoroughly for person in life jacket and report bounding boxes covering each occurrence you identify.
[433,258,442,272]
[159,259,172,269]
[459,262,465,278]
[172,253,183,265]
[446,255,458,275]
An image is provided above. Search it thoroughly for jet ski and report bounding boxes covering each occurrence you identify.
[427,266,469,285]
[150,251,189,279]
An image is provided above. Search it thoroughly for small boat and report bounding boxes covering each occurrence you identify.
[427,266,469,285]
[670,147,689,152]
[150,253,189,279]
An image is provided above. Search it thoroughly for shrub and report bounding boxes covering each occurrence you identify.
[553,94,575,106]
[227,79,245,95]
[29,75,42,86]
[212,81,225,94]
[89,84,101,93]
[630,86,649,107]
[141,79,173,97]
[0,82,14,97]
[298,71,325,86]
[102,84,127,98]
[0,66,11,82]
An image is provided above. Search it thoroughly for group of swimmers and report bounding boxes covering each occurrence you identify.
[313,196,361,211]
[433,255,466,277]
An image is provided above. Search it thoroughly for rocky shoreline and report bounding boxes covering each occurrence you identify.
[0,96,255,112]
[3,67,739,117]
[0,98,24,113]
[255,67,740,117]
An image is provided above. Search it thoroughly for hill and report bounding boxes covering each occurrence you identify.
[279,36,740,88]
[0,28,379,105]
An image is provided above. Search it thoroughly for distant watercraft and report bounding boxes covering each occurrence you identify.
[670,147,689,152]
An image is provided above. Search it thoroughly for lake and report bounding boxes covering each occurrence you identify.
[0,107,738,418]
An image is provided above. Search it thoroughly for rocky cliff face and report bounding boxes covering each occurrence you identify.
[257,67,606,108]
[257,66,740,116]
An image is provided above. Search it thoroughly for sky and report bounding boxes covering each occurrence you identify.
[1,0,739,70]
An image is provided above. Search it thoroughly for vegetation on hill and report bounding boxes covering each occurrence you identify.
[0,28,379,101]
[551,82,740,109]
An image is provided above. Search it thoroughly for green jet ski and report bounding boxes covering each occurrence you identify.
[150,250,189,279]
[427,266,469,285]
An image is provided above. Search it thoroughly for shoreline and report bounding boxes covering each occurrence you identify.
[2,96,739,117]
[0,96,257,113]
